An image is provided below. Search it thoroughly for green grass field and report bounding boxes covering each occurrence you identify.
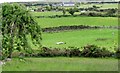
[2,57,118,71]
[79,3,118,9]
[42,29,118,51]
[31,11,80,17]
[36,17,118,28]
[31,11,63,16]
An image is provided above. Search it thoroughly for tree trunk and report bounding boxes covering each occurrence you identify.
[8,23,14,58]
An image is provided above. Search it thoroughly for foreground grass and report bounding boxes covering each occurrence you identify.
[3,57,118,71]
[36,17,117,28]
[42,29,118,51]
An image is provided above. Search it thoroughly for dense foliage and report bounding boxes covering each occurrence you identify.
[13,45,118,58]
[2,3,42,59]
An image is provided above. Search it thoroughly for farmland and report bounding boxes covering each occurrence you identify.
[31,11,118,28]
[79,3,118,9]
[42,29,118,51]
[1,2,119,71]
[36,16,118,28]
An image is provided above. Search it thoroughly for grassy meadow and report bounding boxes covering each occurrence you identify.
[31,11,81,16]
[79,3,118,9]
[36,16,118,28]
[3,57,118,71]
[42,29,118,51]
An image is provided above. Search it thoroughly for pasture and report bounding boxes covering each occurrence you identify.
[27,11,118,51]
[2,57,118,71]
[36,16,118,28]
[79,3,118,9]
[31,11,80,16]
[42,29,118,51]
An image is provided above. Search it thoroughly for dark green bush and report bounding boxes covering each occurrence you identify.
[68,8,76,15]
[81,45,113,58]
[115,48,120,58]
[70,49,81,57]
[21,45,114,58]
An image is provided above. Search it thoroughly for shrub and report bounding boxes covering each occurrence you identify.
[81,45,97,57]
[68,8,76,15]
[70,49,81,57]
[81,45,113,57]
[80,12,103,17]
[21,46,114,58]
[115,48,120,58]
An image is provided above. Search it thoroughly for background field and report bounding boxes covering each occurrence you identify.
[3,57,118,71]
[31,11,81,17]
[79,3,118,9]
[41,29,118,51]
[30,11,118,51]
[36,16,118,28]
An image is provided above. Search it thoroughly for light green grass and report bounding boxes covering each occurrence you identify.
[79,3,118,9]
[36,17,118,28]
[42,29,118,51]
[31,11,63,16]
[2,57,118,71]
[31,11,80,17]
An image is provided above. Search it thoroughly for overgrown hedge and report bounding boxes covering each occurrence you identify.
[15,44,119,58]
[42,25,99,32]
[42,25,118,33]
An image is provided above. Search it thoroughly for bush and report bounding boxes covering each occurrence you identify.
[80,12,104,17]
[68,8,76,15]
[81,45,113,58]
[70,49,81,57]
[21,45,114,58]
[115,48,120,58]
[33,47,81,57]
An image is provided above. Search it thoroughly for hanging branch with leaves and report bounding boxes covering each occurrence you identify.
[2,3,42,59]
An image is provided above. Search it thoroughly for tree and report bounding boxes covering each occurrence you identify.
[2,3,42,59]
[62,8,66,15]
[68,8,76,15]
[0,4,2,28]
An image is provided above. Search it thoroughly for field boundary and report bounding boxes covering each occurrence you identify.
[42,25,119,32]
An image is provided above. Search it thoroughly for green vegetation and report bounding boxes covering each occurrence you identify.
[31,11,63,16]
[36,17,117,28]
[2,3,42,59]
[2,3,119,71]
[79,3,118,9]
[3,57,118,71]
[42,29,118,51]
[31,11,80,16]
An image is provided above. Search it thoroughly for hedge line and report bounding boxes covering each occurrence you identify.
[42,25,118,32]
[21,45,120,58]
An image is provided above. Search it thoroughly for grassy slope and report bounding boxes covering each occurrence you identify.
[42,29,118,51]
[3,57,118,71]
[36,17,117,28]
